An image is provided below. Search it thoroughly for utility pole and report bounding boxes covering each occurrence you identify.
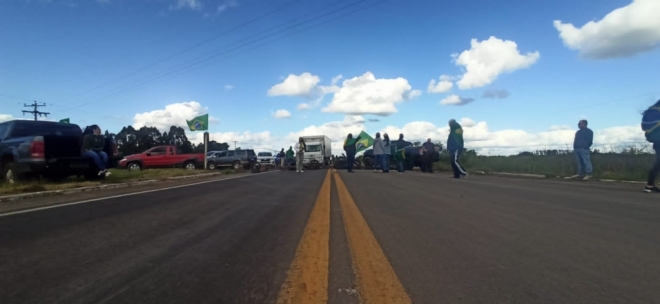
[22,101,50,121]
[233,141,237,149]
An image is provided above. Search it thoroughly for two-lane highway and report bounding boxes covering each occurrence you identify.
[2,169,660,303]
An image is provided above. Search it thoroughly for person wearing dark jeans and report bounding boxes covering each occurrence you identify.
[642,100,660,192]
[447,119,467,179]
[394,134,410,173]
[343,133,361,173]
[422,138,435,173]
[568,120,594,181]
[383,133,391,173]
[647,143,660,191]
[82,124,110,176]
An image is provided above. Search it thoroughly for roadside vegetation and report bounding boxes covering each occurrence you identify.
[433,147,653,182]
[0,168,241,196]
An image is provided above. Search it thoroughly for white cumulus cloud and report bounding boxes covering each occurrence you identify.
[454,36,540,90]
[133,101,217,131]
[440,94,475,106]
[272,109,292,119]
[267,73,321,98]
[225,84,234,91]
[428,75,454,93]
[322,72,418,116]
[0,114,16,123]
[553,0,660,59]
[297,103,310,111]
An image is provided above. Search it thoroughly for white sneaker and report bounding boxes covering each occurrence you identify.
[582,175,591,181]
[565,174,582,179]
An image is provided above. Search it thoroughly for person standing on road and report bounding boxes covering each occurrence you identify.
[373,132,385,173]
[383,133,391,173]
[277,148,285,168]
[294,137,306,173]
[394,133,410,173]
[286,146,294,168]
[82,124,110,176]
[568,120,594,181]
[447,119,467,179]
[343,133,361,173]
[422,138,435,173]
[641,100,660,193]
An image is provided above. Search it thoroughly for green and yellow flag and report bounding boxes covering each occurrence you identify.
[59,118,70,124]
[186,114,209,131]
[356,131,374,153]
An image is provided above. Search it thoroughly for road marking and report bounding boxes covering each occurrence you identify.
[334,173,412,304]
[277,169,332,304]
[0,171,278,217]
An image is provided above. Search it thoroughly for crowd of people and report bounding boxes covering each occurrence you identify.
[270,98,660,194]
[342,119,468,179]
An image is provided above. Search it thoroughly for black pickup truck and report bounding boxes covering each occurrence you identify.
[361,141,440,171]
[0,120,120,183]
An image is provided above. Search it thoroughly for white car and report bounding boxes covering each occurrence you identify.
[257,152,274,164]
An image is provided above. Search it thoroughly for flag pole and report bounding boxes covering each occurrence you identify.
[204,132,209,169]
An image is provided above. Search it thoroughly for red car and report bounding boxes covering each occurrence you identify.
[118,146,205,171]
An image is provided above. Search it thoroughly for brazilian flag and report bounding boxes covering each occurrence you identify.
[356,131,374,153]
[393,147,406,161]
[59,118,70,124]
[186,114,209,131]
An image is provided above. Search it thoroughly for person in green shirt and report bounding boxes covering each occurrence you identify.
[82,124,110,176]
[285,146,295,168]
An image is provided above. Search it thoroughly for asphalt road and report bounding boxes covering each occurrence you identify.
[1,169,660,303]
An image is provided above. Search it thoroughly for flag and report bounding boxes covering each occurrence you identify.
[186,114,209,131]
[59,118,70,124]
[356,131,374,153]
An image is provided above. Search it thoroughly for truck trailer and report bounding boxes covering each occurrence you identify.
[301,135,331,169]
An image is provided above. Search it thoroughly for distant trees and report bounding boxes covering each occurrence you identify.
[113,125,229,155]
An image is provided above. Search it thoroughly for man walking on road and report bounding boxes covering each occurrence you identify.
[422,138,435,173]
[343,133,361,173]
[641,100,660,192]
[447,119,467,179]
[568,120,594,181]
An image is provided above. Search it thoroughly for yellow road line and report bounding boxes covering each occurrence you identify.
[276,170,332,304]
[334,173,412,304]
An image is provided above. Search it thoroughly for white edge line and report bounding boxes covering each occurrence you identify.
[0,171,279,218]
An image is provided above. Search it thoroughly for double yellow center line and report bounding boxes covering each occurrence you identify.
[277,170,411,304]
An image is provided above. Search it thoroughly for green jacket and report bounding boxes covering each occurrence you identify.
[286,148,294,159]
[83,134,105,152]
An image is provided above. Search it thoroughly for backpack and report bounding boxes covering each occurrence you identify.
[642,107,660,143]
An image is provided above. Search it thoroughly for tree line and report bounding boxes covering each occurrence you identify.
[109,125,230,156]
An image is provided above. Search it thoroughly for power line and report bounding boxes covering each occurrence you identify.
[60,0,384,112]
[53,0,306,104]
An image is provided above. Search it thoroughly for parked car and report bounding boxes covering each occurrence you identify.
[118,145,205,171]
[207,149,257,170]
[0,120,120,183]
[362,141,439,171]
[257,151,274,165]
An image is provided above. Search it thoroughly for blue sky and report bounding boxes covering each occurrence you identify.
[1,0,659,154]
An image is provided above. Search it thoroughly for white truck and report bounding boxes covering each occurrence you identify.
[302,135,331,169]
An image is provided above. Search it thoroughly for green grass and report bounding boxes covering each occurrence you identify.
[0,168,242,196]
[433,153,654,182]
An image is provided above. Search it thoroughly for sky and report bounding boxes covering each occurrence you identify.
[1,0,659,155]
